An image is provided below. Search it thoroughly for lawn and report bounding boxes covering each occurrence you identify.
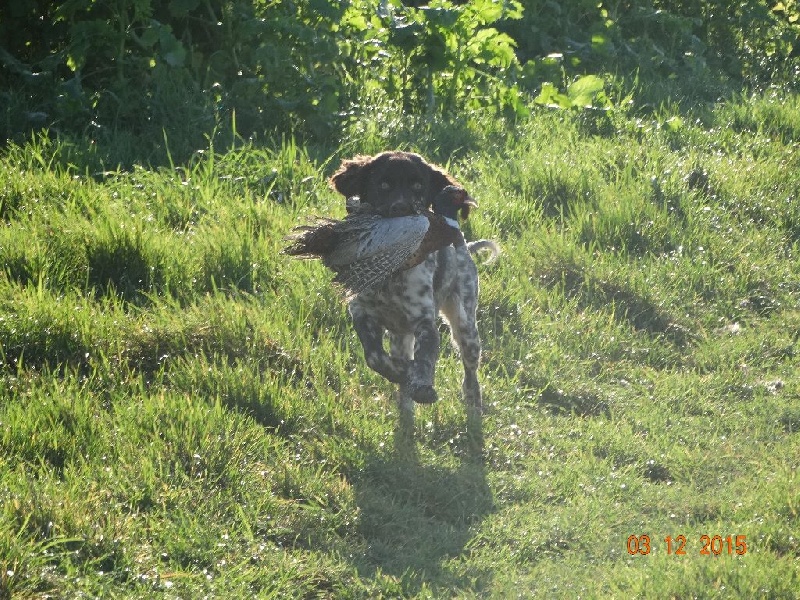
[1,93,799,597]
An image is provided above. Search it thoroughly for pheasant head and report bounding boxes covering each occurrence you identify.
[432,185,477,225]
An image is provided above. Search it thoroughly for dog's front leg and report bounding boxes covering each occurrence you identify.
[349,305,409,384]
[407,317,440,404]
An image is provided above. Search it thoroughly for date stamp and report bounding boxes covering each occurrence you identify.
[627,534,747,556]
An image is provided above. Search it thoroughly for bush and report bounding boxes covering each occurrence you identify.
[1,1,798,164]
[1,0,352,159]
[502,0,800,100]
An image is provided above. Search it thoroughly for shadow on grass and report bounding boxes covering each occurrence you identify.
[539,261,692,347]
[351,409,493,595]
[538,383,611,418]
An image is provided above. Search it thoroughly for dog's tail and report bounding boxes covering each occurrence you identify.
[467,239,501,264]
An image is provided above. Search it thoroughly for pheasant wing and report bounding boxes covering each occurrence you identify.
[333,245,416,296]
[285,214,432,296]
[323,214,429,266]
[327,215,431,295]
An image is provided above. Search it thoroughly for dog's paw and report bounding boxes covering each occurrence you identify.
[409,383,438,404]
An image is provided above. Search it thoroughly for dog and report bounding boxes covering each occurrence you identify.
[329,151,498,412]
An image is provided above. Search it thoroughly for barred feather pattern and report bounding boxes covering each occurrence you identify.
[284,213,442,296]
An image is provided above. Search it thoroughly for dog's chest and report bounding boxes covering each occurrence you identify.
[351,253,443,333]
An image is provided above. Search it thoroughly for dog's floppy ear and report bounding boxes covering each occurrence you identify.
[413,155,463,204]
[428,164,460,194]
[329,155,375,198]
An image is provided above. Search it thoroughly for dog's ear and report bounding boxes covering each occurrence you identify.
[415,156,463,204]
[429,165,460,193]
[329,155,375,198]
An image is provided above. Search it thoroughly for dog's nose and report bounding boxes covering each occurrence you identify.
[389,199,413,216]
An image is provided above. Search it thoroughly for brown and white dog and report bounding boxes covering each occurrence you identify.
[329,151,498,412]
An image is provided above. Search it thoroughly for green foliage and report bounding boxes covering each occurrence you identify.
[504,0,800,105]
[534,74,612,110]
[3,0,799,164]
[1,0,352,159]
[341,0,528,116]
[0,0,534,162]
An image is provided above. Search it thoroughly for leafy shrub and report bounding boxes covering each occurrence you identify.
[341,0,528,116]
[1,0,799,164]
[1,0,352,159]
[1,0,533,158]
[501,0,799,102]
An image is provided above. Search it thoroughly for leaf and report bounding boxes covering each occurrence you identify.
[169,0,201,18]
[466,0,503,25]
[163,48,186,68]
[388,18,424,52]
[421,6,459,29]
[468,29,517,67]
[342,9,369,32]
[157,23,186,68]
[535,82,572,109]
[140,21,160,48]
[664,116,683,132]
[567,75,605,108]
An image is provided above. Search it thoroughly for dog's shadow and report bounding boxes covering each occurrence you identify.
[351,408,493,593]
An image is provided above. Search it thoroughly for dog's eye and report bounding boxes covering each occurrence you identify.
[380,181,390,190]
[411,182,423,192]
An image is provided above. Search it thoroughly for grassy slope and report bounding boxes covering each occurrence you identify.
[1,95,799,598]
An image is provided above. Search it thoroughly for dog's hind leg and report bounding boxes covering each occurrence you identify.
[441,297,483,412]
[390,333,415,413]
[389,332,415,361]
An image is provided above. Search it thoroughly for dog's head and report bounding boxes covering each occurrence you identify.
[329,151,461,217]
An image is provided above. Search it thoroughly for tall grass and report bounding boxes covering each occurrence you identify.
[1,94,799,597]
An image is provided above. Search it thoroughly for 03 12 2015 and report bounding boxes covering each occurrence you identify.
[626,534,748,556]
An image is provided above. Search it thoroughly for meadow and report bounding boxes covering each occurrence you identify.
[1,88,799,598]
[2,2,800,595]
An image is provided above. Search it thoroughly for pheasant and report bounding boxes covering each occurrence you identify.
[284,185,477,296]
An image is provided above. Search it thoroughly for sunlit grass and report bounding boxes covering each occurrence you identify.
[1,94,799,598]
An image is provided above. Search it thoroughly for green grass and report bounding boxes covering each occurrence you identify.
[1,94,799,598]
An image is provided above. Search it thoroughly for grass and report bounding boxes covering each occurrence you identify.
[1,93,799,598]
